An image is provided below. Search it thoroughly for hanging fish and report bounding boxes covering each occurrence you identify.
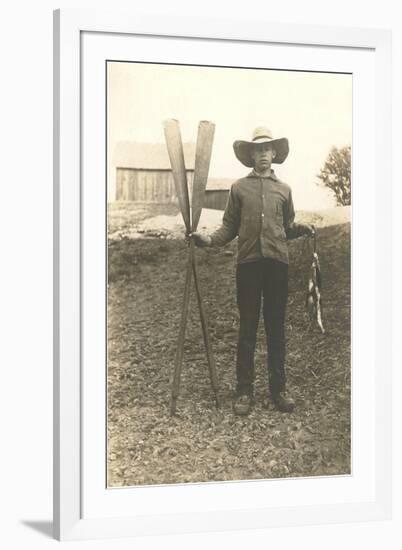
[306,227,325,334]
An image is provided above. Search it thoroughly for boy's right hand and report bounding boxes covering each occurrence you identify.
[186,232,212,248]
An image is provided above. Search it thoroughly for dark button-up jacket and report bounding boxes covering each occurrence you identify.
[210,169,308,264]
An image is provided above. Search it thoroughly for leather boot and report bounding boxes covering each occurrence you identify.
[272,391,295,413]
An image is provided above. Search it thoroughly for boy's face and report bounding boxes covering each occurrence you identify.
[251,142,276,172]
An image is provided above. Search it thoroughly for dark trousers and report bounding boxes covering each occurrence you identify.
[236,258,288,397]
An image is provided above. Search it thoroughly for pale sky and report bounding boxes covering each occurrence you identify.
[108,61,352,210]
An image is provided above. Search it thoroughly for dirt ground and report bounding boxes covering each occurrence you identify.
[107,202,351,487]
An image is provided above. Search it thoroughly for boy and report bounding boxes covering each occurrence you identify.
[191,126,314,415]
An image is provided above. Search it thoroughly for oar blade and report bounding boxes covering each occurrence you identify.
[191,121,215,232]
[163,119,191,232]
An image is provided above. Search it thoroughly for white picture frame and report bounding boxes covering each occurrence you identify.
[53,8,392,541]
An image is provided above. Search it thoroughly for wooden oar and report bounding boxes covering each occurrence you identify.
[191,121,220,407]
[163,119,220,414]
[163,120,193,414]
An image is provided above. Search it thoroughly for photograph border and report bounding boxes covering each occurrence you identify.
[53,8,392,541]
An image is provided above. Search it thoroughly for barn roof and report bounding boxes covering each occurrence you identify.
[206,178,233,190]
[113,141,196,170]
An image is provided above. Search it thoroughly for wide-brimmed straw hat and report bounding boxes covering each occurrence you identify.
[233,126,289,167]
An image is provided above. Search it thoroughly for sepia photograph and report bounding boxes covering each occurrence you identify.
[106,60,352,488]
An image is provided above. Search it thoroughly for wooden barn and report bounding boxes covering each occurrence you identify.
[204,178,233,210]
[113,141,233,210]
[113,141,195,203]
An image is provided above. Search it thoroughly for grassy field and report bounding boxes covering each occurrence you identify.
[107,203,351,487]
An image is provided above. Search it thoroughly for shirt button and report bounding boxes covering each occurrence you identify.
[261,213,265,217]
